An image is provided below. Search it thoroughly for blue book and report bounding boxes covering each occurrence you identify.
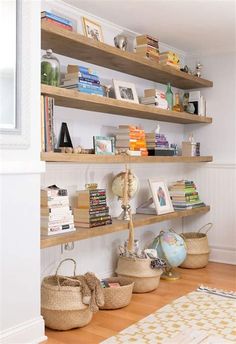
[79,73,100,82]
[78,66,98,76]
[79,88,104,96]
[79,77,100,85]
[78,83,103,91]
[41,11,73,26]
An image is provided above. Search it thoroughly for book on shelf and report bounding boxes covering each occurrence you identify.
[169,180,205,211]
[41,185,75,236]
[74,188,112,228]
[136,34,159,49]
[41,17,73,31]
[41,11,73,27]
[41,96,56,152]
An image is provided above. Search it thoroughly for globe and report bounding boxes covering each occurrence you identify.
[150,230,187,267]
[111,170,139,199]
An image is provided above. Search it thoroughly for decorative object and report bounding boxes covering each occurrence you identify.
[101,288,236,343]
[113,79,139,104]
[82,17,103,42]
[58,122,73,148]
[41,259,94,330]
[102,84,112,97]
[116,256,162,293]
[150,229,187,280]
[165,83,173,110]
[93,136,115,155]
[172,92,183,112]
[148,179,174,215]
[185,90,201,115]
[180,64,189,73]
[111,167,139,221]
[180,223,212,268]
[181,134,201,157]
[114,34,128,51]
[41,49,60,86]
[159,51,180,70]
[99,277,134,310]
[195,62,203,77]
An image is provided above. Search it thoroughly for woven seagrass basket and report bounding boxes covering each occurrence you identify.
[116,256,162,293]
[180,223,212,269]
[41,259,93,330]
[100,277,134,310]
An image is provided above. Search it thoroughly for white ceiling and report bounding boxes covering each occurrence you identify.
[63,0,236,54]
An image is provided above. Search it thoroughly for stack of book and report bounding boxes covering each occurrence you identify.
[135,34,159,62]
[41,95,55,152]
[115,125,148,156]
[159,51,180,70]
[41,11,73,31]
[41,185,75,236]
[61,65,104,96]
[145,132,174,156]
[74,188,112,228]
[140,89,168,109]
[169,180,205,210]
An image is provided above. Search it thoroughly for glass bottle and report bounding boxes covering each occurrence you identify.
[165,83,173,110]
[41,49,60,86]
[173,92,182,112]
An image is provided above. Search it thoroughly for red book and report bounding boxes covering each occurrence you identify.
[41,17,73,31]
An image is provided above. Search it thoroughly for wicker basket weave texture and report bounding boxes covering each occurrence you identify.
[116,256,162,293]
[41,259,93,330]
[180,223,212,269]
[100,277,134,309]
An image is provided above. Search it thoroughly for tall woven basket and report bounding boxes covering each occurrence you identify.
[180,223,212,269]
[41,259,93,330]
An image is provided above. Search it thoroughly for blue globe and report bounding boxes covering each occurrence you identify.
[151,230,187,267]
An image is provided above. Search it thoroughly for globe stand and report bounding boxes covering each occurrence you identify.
[161,266,180,281]
[117,204,131,221]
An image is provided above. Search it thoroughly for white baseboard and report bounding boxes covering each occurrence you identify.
[209,245,236,265]
[0,316,46,344]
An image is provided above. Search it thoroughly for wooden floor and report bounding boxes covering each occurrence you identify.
[44,262,236,344]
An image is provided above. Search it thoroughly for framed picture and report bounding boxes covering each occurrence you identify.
[82,17,104,42]
[148,179,174,215]
[113,79,139,104]
[93,136,115,155]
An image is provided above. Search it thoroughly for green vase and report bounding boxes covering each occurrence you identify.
[166,83,173,110]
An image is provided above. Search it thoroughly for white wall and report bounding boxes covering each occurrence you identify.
[0,1,46,343]
[183,52,236,264]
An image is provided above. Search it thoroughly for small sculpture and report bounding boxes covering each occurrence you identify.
[114,34,128,51]
[103,84,112,97]
[195,63,203,77]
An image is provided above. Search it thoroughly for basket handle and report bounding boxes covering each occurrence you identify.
[55,258,77,277]
[198,223,213,234]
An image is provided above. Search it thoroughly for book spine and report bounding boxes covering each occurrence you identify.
[40,95,45,152]
[90,219,112,227]
[79,73,100,81]
[78,83,103,91]
[41,11,73,26]
[48,223,75,231]
[78,89,104,96]
[41,17,72,30]
[78,77,100,85]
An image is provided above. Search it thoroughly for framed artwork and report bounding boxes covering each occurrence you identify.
[93,136,115,155]
[82,17,104,42]
[148,179,174,215]
[113,79,139,104]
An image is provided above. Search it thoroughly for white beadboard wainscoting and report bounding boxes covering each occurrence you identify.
[184,163,236,265]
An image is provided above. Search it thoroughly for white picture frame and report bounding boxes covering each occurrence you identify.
[148,179,174,215]
[113,79,139,104]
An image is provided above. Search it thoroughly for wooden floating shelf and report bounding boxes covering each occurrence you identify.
[41,22,213,90]
[41,206,210,249]
[41,152,213,164]
[41,85,212,124]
